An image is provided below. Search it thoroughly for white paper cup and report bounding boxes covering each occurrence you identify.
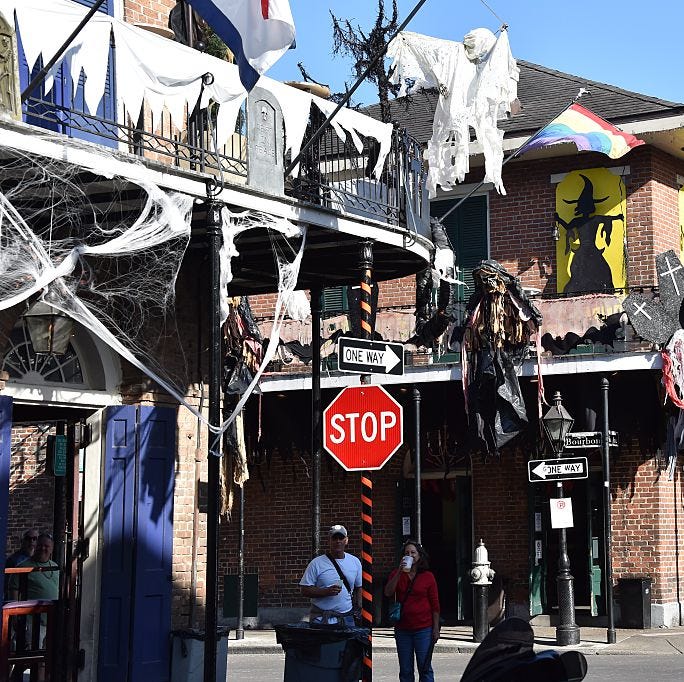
[401,556,414,571]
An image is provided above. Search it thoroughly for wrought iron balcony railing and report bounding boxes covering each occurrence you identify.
[21,87,429,233]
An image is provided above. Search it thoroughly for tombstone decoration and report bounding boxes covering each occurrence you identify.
[247,86,285,196]
[623,250,684,420]
[622,250,684,345]
[0,13,21,120]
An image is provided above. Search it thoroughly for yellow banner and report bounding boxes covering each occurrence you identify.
[555,168,626,294]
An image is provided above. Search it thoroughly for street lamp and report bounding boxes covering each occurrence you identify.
[23,300,74,356]
[542,391,574,455]
[542,391,581,646]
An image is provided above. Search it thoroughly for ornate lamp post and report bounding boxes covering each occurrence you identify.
[23,300,74,356]
[542,391,581,646]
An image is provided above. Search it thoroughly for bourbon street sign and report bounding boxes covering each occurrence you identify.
[563,431,619,449]
[528,457,589,483]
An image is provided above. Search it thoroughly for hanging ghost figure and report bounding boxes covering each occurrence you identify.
[554,174,624,293]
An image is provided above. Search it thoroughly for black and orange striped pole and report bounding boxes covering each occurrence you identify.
[359,240,374,681]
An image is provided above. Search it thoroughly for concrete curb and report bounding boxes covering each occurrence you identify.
[223,626,684,656]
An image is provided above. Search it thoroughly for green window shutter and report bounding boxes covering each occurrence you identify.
[322,286,348,313]
[431,195,488,303]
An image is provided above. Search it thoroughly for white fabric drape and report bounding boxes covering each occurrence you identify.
[388,28,519,196]
[1,0,393,177]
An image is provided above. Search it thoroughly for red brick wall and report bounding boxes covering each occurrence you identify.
[217,409,404,613]
[124,0,176,28]
[489,146,682,292]
[611,438,683,604]
[6,425,56,555]
[471,446,531,606]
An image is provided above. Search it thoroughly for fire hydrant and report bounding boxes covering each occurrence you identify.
[470,539,495,642]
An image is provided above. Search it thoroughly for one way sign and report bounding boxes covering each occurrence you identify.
[527,457,588,483]
[337,337,404,376]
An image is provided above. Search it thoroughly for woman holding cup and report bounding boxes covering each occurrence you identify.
[384,540,441,681]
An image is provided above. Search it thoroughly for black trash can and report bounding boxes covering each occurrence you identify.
[617,577,651,629]
[275,623,369,682]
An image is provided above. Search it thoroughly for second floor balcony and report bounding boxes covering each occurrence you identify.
[4,0,431,254]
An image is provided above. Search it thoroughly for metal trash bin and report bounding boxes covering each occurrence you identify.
[617,577,651,629]
[170,627,230,682]
[275,623,369,682]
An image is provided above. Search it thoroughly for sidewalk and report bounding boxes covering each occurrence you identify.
[225,624,684,656]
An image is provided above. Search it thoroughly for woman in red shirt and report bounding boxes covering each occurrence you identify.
[385,540,441,681]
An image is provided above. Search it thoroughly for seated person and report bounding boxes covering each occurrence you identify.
[8,533,58,601]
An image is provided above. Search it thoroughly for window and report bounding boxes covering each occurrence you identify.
[430,195,489,305]
[1,321,84,385]
[321,287,348,314]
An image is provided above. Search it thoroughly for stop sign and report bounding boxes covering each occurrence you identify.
[323,385,403,471]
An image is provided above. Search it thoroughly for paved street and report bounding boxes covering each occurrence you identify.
[224,651,684,681]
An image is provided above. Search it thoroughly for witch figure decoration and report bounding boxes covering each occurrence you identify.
[554,174,624,293]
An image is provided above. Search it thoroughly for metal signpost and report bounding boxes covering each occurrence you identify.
[527,457,588,483]
[337,337,404,376]
[324,383,404,682]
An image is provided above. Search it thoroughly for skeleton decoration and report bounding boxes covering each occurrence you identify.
[409,219,460,348]
[455,260,542,456]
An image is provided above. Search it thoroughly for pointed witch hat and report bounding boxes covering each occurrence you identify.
[563,174,609,215]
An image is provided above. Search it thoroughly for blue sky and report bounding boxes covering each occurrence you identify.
[268,0,683,107]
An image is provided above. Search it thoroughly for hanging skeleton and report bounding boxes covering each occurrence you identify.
[455,260,542,456]
[409,219,460,348]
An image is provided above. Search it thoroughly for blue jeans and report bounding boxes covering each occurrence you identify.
[395,626,434,682]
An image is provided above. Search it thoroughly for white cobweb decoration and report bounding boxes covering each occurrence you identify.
[0,141,307,438]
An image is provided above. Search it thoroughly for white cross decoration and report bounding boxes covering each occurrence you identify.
[659,256,683,296]
[631,300,652,320]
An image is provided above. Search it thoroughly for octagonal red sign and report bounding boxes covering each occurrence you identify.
[323,385,403,471]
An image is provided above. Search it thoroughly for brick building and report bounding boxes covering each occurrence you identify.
[0,0,432,680]
[1,2,683,681]
[248,65,684,630]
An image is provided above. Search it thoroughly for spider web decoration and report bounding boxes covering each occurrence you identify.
[0,140,307,438]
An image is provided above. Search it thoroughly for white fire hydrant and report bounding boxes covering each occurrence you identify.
[470,539,495,641]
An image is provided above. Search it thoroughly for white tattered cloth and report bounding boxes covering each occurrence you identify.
[0,0,393,179]
[387,28,519,197]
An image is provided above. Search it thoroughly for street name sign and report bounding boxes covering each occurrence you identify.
[337,337,404,376]
[323,385,403,471]
[527,457,588,483]
[564,431,618,449]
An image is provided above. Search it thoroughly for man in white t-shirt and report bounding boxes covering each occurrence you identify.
[300,524,362,626]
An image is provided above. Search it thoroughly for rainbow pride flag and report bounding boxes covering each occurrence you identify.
[520,103,645,158]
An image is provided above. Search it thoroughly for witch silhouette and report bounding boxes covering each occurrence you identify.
[554,174,624,293]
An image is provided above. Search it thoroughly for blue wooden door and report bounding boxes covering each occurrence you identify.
[0,396,12,582]
[99,405,175,682]
[98,405,137,682]
[130,406,176,681]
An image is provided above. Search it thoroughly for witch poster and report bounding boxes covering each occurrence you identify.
[554,168,627,294]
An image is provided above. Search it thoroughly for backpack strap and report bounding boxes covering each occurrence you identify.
[325,552,352,594]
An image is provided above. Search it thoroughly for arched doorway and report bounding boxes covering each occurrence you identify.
[1,315,121,681]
